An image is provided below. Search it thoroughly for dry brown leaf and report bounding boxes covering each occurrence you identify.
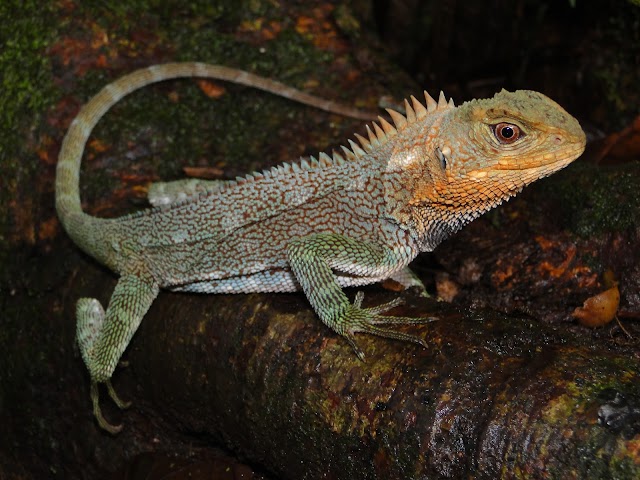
[572,284,620,328]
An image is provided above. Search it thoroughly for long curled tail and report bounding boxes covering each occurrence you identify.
[55,62,375,260]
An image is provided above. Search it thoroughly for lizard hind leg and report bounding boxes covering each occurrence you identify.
[76,275,159,433]
[77,298,127,433]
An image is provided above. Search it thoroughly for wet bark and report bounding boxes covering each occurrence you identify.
[6,250,637,479]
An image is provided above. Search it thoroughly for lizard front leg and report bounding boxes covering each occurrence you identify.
[76,274,159,433]
[287,233,434,360]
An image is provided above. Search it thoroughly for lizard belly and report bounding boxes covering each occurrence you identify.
[171,268,298,293]
[171,268,392,294]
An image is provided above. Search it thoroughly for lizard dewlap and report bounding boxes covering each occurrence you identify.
[55,62,586,433]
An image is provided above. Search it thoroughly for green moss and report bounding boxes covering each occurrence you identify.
[168,25,336,169]
[573,430,640,479]
[76,0,228,28]
[608,457,640,479]
[0,1,58,251]
[543,162,640,237]
[65,3,338,204]
[0,2,57,150]
[589,4,640,128]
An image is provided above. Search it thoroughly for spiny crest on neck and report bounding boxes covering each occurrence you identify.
[146,90,456,213]
[220,91,456,188]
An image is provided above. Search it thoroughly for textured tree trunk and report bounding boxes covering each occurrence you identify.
[57,259,640,479]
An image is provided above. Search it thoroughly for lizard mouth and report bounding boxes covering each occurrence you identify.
[495,131,587,170]
[493,141,586,171]
[438,139,585,210]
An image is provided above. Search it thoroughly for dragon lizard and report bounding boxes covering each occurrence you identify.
[55,62,586,433]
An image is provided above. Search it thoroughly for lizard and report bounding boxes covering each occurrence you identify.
[55,62,586,433]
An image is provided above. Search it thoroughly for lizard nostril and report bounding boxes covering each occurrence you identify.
[553,135,564,145]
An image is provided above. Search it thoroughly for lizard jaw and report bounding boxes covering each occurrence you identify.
[492,140,586,172]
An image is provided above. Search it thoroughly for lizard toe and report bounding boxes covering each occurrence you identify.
[91,382,124,435]
[106,379,132,409]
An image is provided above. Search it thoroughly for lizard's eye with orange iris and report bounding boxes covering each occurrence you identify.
[492,123,522,144]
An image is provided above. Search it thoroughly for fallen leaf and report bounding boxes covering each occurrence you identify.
[196,79,226,99]
[572,284,620,328]
[183,166,225,179]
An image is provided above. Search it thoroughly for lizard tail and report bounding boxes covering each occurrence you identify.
[55,62,375,258]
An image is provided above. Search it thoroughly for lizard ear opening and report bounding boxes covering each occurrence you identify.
[435,147,448,171]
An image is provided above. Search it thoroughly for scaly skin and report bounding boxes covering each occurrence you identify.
[56,62,586,433]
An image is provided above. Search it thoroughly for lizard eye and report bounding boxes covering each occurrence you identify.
[492,122,522,144]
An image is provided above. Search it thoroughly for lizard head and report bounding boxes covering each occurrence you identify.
[384,89,586,250]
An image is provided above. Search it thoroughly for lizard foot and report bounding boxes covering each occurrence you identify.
[91,381,123,435]
[88,380,131,435]
[106,379,132,409]
[76,276,159,433]
[340,291,437,360]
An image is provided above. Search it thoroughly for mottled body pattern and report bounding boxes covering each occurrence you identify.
[55,62,586,433]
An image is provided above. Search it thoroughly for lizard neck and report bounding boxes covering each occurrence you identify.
[380,112,460,252]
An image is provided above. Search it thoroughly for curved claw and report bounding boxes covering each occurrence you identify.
[344,334,366,361]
